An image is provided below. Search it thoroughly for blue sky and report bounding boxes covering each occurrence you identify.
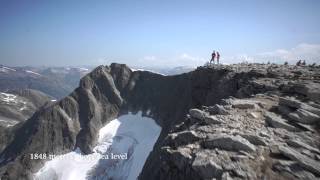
[0,0,320,67]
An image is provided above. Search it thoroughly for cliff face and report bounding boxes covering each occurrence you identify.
[139,64,320,180]
[0,63,319,180]
[0,65,122,179]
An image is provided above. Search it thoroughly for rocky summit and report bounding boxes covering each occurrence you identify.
[0,63,320,180]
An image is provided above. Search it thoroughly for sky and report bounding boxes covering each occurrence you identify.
[0,0,320,67]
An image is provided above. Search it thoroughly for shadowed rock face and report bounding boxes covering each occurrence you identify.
[0,63,319,180]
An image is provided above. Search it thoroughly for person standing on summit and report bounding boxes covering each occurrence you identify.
[216,51,220,64]
[210,50,216,64]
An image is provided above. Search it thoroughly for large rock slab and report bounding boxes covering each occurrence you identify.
[279,146,320,176]
[288,108,320,124]
[279,97,302,109]
[265,112,298,131]
[203,134,256,152]
[285,82,320,103]
[231,99,257,109]
[279,97,320,116]
[238,133,267,146]
[287,139,320,154]
[208,104,229,115]
[204,115,224,124]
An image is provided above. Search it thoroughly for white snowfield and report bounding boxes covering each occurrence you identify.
[35,112,161,180]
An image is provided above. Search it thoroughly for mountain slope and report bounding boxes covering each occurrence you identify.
[0,63,319,180]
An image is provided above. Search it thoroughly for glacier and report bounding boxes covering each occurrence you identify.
[35,112,161,180]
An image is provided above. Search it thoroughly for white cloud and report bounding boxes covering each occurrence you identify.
[143,56,156,61]
[224,54,255,64]
[177,53,206,66]
[223,43,320,64]
[96,58,108,64]
[179,53,197,61]
[257,43,320,64]
[103,43,320,68]
[138,53,207,67]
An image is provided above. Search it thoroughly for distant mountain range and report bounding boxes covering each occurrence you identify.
[0,65,194,100]
[0,65,91,99]
[131,66,195,76]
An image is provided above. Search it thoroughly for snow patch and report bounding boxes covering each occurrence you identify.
[25,70,41,76]
[19,101,27,111]
[0,66,16,72]
[0,119,19,127]
[35,111,161,180]
[78,67,89,71]
[0,92,27,109]
[146,109,151,116]
[0,92,17,103]
[130,68,165,76]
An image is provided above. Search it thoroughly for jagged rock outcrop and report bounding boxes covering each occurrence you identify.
[0,63,319,180]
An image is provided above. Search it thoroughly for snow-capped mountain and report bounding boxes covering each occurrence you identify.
[0,65,91,99]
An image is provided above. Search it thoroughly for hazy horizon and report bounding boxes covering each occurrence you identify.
[1,0,320,67]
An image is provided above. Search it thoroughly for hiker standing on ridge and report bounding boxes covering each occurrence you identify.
[210,50,216,64]
[216,51,220,64]
[296,60,302,66]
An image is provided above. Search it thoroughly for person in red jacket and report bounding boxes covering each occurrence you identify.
[216,51,220,64]
[210,50,216,64]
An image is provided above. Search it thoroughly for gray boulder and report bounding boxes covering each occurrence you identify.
[189,108,207,120]
[203,134,256,152]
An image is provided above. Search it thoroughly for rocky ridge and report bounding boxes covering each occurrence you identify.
[161,95,320,179]
[0,63,319,180]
